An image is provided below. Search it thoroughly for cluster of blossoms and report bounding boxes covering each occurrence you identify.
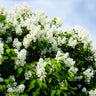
[4,75,25,96]
[89,89,96,96]
[36,58,47,81]
[0,40,4,64]
[83,68,94,83]
[14,49,26,68]
[0,3,96,96]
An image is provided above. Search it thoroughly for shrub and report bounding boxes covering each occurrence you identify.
[0,3,96,96]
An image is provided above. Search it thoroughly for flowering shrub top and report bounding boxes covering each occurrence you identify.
[0,3,96,96]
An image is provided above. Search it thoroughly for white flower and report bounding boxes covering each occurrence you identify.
[55,51,69,62]
[25,71,32,80]
[13,38,22,50]
[7,88,14,93]
[16,25,22,35]
[75,76,83,81]
[64,26,73,34]
[36,58,47,81]
[55,17,63,27]
[83,68,94,83]
[0,77,3,82]
[89,89,96,96]
[0,54,3,65]
[65,58,75,67]
[18,84,25,93]
[0,41,4,54]
[82,87,87,92]
[68,67,78,76]
[77,84,81,88]
[74,25,89,44]
[14,49,26,67]
[9,75,15,81]
[57,37,62,45]
[68,37,77,48]
[6,37,12,43]
[45,17,52,24]
[23,37,31,48]
[57,37,66,45]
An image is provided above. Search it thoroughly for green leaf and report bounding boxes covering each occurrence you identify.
[68,72,75,81]
[51,59,56,65]
[57,63,61,68]
[32,46,36,50]
[0,85,6,92]
[32,88,40,96]
[45,64,52,73]
[6,49,17,58]
[6,49,10,54]
[4,44,9,49]
[42,82,47,88]
[43,89,47,95]
[20,93,28,96]
[45,16,48,18]
[60,86,68,90]
[0,15,6,22]
[27,79,36,92]
[41,24,45,30]
[26,51,29,56]
[51,90,56,96]
[17,67,23,77]
[10,49,17,57]
[17,18,21,23]
[54,18,57,20]
[64,80,68,87]
[3,56,9,60]
[38,80,42,88]
[56,90,61,96]
[4,79,9,85]
[49,78,52,83]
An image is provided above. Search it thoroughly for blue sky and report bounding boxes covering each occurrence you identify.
[0,0,96,47]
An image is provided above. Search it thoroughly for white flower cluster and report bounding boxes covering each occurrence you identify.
[64,26,73,34]
[23,25,40,48]
[74,25,89,43]
[0,74,4,82]
[6,36,12,43]
[57,36,66,45]
[89,89,96,96]
[6,75,25,95]
[7,84,25,95]
[5,4,62,52]
[0,40,4,64]
[36,58,47,81]
[25,70,32,80]
[75,75,83,81]
[0,5,8,34]
[83,68,94,83]
[14,49,26,68]
[0,5,7,15]
[68,66,78,76]
[63,25,92,49]
[68,37,77,48]
[55,51,69,62]
[82,87,87,92]
[55,17,63,27]
[56,51,75,68]
[13,38,22,50]
[55,51,78,80]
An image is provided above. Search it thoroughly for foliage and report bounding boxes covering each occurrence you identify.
[0,3,96,96]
